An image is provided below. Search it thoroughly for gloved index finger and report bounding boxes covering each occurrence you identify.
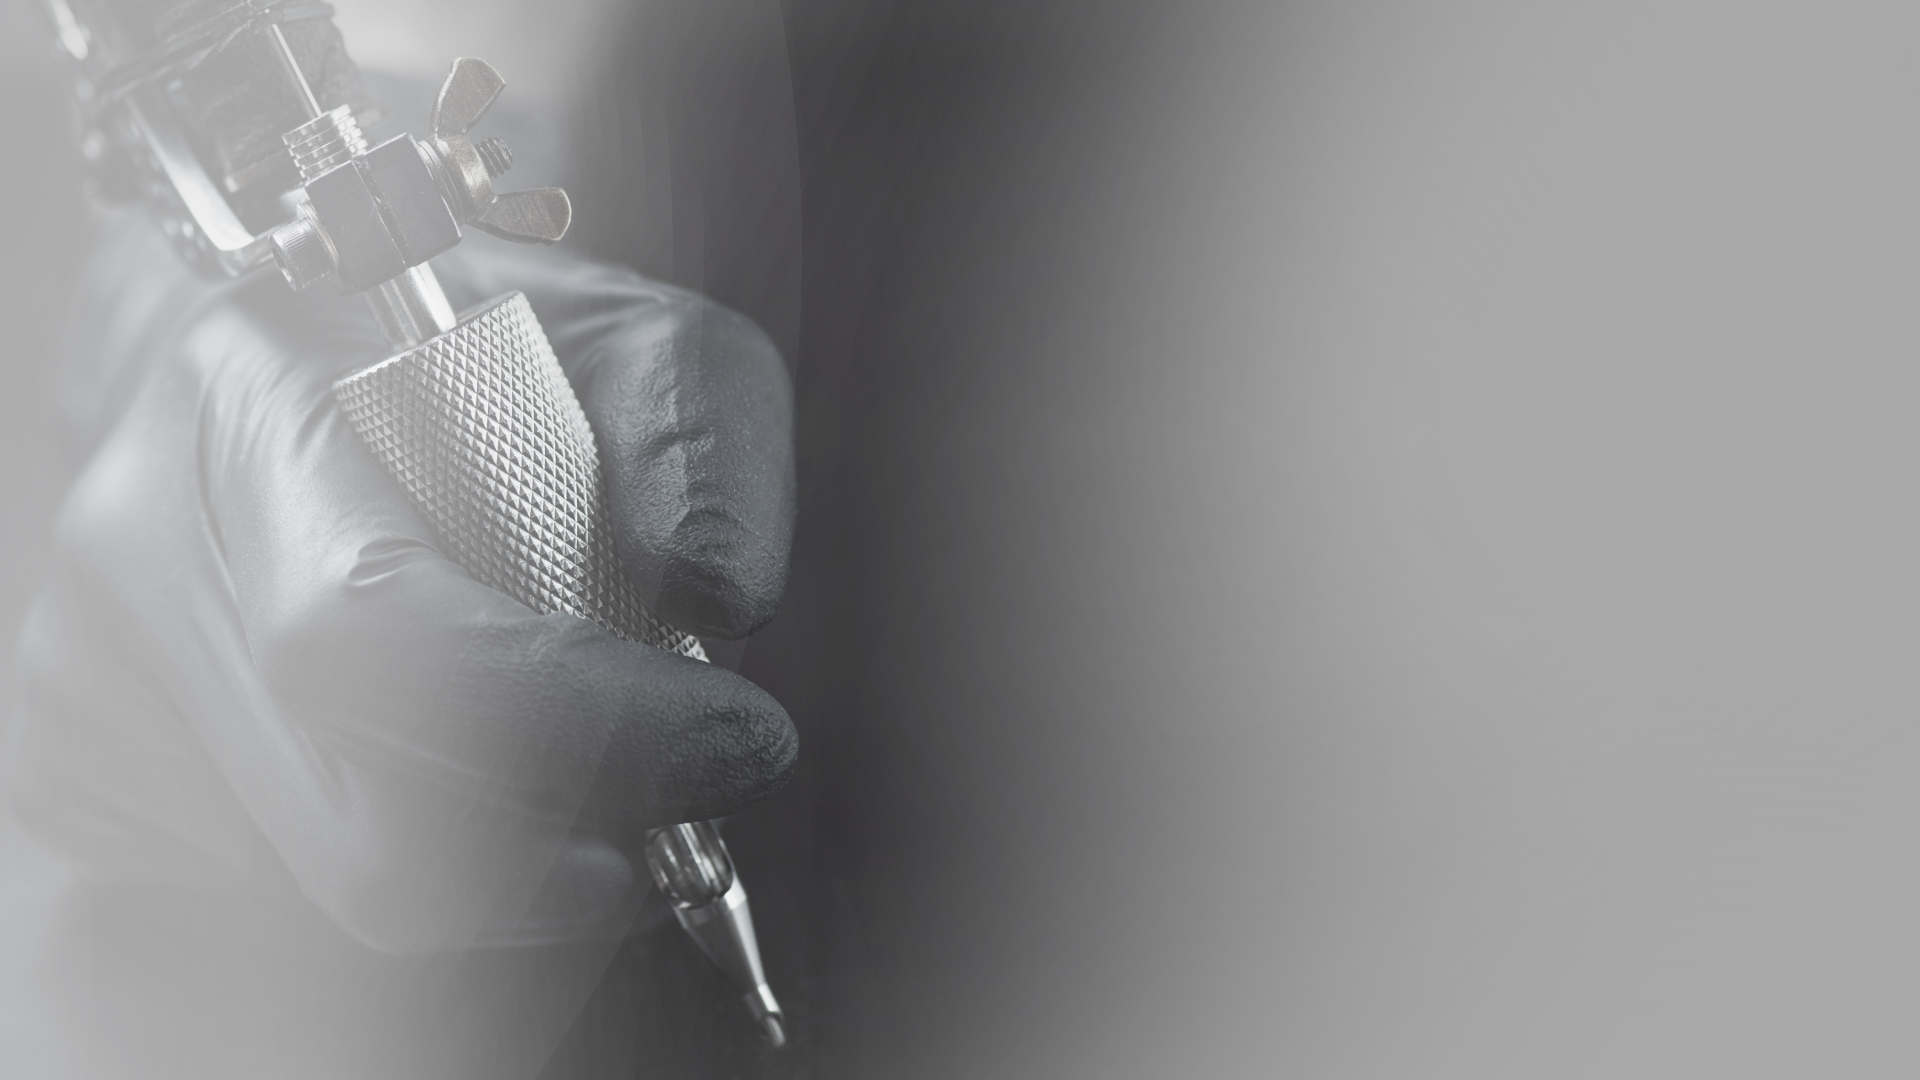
[434,246,797,641]
[196,282,794,826]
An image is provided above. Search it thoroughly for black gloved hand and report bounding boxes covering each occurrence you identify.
[7,210,798,953]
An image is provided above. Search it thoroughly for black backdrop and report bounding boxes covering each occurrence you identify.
[0,2,1896,1076]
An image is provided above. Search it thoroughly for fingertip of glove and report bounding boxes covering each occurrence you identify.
[685,670,799,819]
[654,549,789,640]
[562,626,800,830]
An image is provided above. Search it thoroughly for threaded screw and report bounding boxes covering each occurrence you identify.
[475,137,514,178]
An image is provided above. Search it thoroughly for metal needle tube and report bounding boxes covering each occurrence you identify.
[644,821,787,1046]
[267,24,325,120]
[368,265,458,348]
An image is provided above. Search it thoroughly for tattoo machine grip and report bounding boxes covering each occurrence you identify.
[333,291,787,1046]
[334,291,704,656]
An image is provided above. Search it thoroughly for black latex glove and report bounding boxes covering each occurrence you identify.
[6,210,798,953]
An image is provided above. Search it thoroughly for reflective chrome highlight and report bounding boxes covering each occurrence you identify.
[367,265,456,348]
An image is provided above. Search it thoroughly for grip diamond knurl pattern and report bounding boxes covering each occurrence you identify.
[333,291,706,660]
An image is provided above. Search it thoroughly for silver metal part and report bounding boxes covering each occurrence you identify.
[125,91,275,276]
[430,57,508,144]
[283,106,368,183]
[421,128,496,223]
[427,59,504,220]
[365,264,456,348]
[268,202,335,291]
[674,875,788,1048]
[272,21,372,187]
[411,138,450,203]
[643,822,786,1045]
[420,58,573,245]
[334,292,706,657]
[475,137,514,178]
[644,821,738,909]
[476,188,573,245]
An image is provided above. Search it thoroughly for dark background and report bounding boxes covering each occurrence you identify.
[0,0,1896,1068]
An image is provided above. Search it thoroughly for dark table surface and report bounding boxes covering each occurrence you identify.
[0,4,1889,1068]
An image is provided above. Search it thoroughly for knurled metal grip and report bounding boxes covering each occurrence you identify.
[334,292,707,660]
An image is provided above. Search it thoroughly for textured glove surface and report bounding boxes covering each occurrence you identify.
[6,212,798,955]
